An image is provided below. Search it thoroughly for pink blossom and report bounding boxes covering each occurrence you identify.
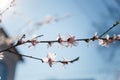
[66,35,78,47]
[42,53,56,67]
[116,34,120,40]
[28,35,43,48]
[30,40,39,46]
[91,32,99,41]
[17,34,26,45]
[98,39,113,47]
[57,34,64,45]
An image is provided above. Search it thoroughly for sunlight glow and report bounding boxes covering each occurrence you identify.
[0,0,12,12]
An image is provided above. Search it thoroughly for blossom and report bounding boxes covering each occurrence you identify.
[42,53,56,67]
[57,34,63,44]
[28,35,43,48]
[98,39,108,47]
[57,34,65,48]
[29,40,39,48]
[116,34,120,40]
[0,52,4,60]
[66,35,78,47]
[92,32,99,41]
[98,39,113,47]
[113,34,117,40]
[105,34,110,40]
[18,34,26,44]
[28,40,38,48]
[112,34,120,40]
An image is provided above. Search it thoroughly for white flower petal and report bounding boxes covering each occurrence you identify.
[47,53,56,59]
[106,34,110,40]
[42,57,48,62]
[98,39,104,46]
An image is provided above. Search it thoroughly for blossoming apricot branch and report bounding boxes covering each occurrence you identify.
[3,49,79,67]
[0,21,119,67]
[0,21,119,52]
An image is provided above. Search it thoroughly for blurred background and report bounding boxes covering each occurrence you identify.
[0,0,120,80]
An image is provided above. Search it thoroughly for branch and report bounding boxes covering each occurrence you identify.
[6,49,79,67]
[0,0,15,15]
[99,21,119,37]
[0,35,120,53]
[7,49,43,62]
[56,57,79,64]
[0,21,119,67]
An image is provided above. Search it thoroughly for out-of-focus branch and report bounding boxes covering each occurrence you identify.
[0,0,16,23]
[6,14,71,44]
[0,0,15,15]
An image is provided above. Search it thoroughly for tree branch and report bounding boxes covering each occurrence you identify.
[0,21,119,67]
[99,21,119,37]
[0,0,15,15]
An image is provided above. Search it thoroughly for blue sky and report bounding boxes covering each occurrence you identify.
[0,0,119,80]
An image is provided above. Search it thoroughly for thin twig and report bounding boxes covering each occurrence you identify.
[21,54,43,62]
[0,37,119,53]
[7,48,79,65]
[7,49,43,62]
[99,21,119,37]
[0,0,15,15]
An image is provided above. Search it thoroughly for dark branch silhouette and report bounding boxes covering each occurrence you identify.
[99,21,119,37]
[57,57,79,64]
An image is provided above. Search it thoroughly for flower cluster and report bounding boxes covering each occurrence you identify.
[15,33,120,48]
[42,52,79,67]
[15,34,43,48]
[66,35,78,47]
[47,34,78,48]
[28,35,43,48]
[42,53,56,67]
[98,34,120,47]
